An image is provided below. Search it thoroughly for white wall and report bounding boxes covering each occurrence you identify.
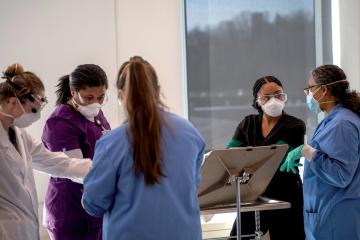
[0,0,118,203]
[338,0,360,91]
[116,0,185,116]
[0,0,185,207]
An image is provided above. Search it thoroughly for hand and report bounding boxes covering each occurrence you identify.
[280,144,304,174]
[301,144,316,160]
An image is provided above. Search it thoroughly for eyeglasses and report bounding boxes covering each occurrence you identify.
[303,84,322,95]
[257,93,287,105]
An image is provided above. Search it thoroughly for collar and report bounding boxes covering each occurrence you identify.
[0,122,11,148]
[0,122,24,149]
[313,104,343,139]
[321,104,343,124]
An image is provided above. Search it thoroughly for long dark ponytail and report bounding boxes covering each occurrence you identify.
[117,56,166,185]
[55,75,71,105]
[312,64,360,117]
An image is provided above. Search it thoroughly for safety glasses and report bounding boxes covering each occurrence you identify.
[27,94,48,111]
[257,93,287,105]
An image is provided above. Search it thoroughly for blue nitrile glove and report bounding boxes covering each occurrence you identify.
[280,144,304,174]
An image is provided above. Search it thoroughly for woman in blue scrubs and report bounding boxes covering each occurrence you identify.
[282,65,360,240]
[82,56,205,240]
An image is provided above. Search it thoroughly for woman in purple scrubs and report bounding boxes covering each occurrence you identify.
[42,64,110,240]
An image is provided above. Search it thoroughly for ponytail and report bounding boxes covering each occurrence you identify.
[117,56,165,185]
[55,64,108,105]
[337,89,360,117]
[55,75,72,105]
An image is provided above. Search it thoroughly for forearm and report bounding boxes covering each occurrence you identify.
[32,150,92,179]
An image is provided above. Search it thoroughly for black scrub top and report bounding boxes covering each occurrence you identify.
[228,113,305,240]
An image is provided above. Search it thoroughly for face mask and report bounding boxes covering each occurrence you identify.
[74,100,102,120]
[261,97,284,117]
[0,98,41,128]
[306,92,321,114]
[14,111,41,128]
[117,98,127,123]
[306,86,324,114]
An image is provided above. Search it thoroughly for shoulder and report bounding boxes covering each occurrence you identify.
[165,111,188,124]
[333,107,360,129]
[163,111,193,130]
[242,114,258,122]
[236,114,259,128]
[47,104,77,121]
[231,114,259,133]
[92,125,130,167]
[164,111,205,144]
[45,105,84,129]
[282,113,306,129]
[97,124,128,148]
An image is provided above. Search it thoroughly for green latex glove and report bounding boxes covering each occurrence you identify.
[280,144,304,174]
[226,139,244,148]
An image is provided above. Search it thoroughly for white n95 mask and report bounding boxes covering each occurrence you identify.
[15,98,41,128]
[76,102,102,119]
[14,111,41,128]
[0,98,41,128]
[261,98,284,117]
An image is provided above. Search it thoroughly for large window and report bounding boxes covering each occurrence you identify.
[185,0,331,149]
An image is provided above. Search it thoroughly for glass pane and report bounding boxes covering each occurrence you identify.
[185,0,317,149]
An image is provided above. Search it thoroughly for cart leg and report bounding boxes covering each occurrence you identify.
[254,210,263,239]
[236,178,242,240]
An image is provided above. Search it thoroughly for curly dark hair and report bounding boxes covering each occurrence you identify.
[311,64,360,117]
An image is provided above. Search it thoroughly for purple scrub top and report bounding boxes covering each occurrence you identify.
[42,104,110,232]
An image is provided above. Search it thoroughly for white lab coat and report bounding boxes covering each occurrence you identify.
[0,124,92,240]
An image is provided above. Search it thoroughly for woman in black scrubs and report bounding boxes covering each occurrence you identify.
[228,76,305,240]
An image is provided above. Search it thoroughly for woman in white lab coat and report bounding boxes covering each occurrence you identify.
[0,63,92,240]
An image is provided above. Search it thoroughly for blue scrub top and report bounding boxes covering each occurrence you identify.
[304,105,360,240]
[82,111,205,240]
